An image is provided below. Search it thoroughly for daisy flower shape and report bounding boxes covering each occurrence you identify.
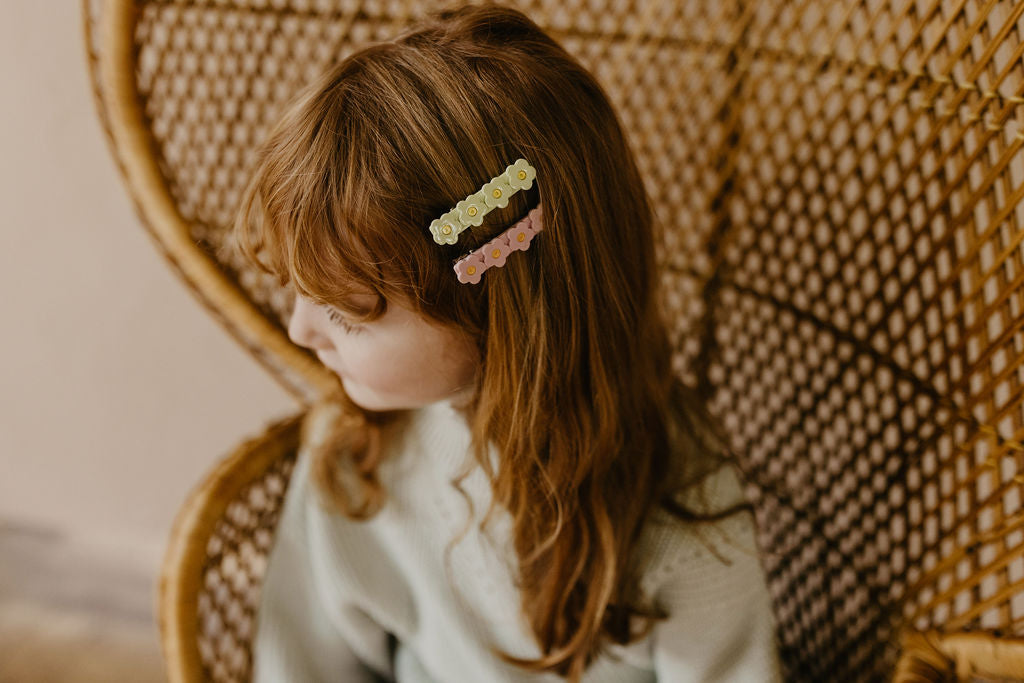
[527,204,543,231]
[453,251,487,285]
[455,191,487,228]
[505,220,538,252]
[429,209,464,245]
[482,176,513,209]
[482,234,512,268]
[505,158,536,191]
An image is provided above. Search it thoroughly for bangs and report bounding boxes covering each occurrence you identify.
[231,78,423,325]
[232,39,532,333]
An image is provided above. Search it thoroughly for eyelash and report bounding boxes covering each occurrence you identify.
[325,307,364,335]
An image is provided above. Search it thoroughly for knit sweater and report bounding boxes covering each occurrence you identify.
[252,397,783,682]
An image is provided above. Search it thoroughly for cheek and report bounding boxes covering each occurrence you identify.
[348,353,423,392]
[337,336,433,392]
[341,328,475,396]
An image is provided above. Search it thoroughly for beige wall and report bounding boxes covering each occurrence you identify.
[0,2,295,576]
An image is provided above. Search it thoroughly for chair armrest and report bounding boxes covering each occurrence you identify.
[893,629,1024,682]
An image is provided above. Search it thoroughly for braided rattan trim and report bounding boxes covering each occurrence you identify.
[157,409,304,683]
[893,629,1024,682]
[89,0,337,404]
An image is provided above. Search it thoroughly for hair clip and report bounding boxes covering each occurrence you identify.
[428,158,537,245]
[453,204,543,285]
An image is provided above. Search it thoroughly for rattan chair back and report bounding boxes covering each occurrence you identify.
[83,1,1024,681]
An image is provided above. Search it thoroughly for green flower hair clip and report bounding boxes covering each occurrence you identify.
[428,158,537,245]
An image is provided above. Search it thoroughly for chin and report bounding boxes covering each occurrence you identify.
[341,378,406,412]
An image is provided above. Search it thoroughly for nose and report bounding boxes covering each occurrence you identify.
[287,295,333,352]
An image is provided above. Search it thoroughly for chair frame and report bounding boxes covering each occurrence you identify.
[158,411,303,683]
[82,0,1024,680]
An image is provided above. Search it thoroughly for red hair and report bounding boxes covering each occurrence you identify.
[233,3,750,679]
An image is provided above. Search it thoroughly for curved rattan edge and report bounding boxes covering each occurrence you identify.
[93,0,338,403]
[157,408,306,683]
[892,629,1024,682]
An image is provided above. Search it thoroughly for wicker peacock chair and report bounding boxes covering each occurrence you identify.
[83,0,1024,681]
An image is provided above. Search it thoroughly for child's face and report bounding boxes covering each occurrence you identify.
[287,290,479,412]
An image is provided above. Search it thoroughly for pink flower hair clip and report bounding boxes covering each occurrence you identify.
[453,204,544,285]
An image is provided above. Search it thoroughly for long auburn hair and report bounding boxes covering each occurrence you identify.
[233,3,751,680]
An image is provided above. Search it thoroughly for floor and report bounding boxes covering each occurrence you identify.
[0,520,165,683]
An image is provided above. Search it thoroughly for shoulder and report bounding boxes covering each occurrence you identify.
[632,457,766,613]
[635,463,783,680]
[269,401,340,527]
[300,399,346,452]
[286,399,342,499]
[673,457,749,517]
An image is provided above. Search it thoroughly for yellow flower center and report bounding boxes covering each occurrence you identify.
[468,206,477,216]
[441,224,452,235]
[517,170,527,180]
[492,248,501,258]
[492,188,502,198]
[467,266,476,275]
[517,232,526,242]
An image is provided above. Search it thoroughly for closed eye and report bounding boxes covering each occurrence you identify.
[325,306,364,335]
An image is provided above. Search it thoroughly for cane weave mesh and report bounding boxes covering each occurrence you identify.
[194,454,295,681]
[83,0,1024,681]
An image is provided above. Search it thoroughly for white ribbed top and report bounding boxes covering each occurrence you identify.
[252,397,783,682]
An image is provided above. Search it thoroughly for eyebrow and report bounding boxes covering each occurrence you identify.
[335,291,382,318]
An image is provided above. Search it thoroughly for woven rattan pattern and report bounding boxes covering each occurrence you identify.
[83,1,1024,681]
[702,1,1024,680]
[197,452,295,682]
[93,0,721,395]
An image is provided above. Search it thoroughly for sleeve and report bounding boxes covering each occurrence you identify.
[252,412,393,683]
[650,464,784,683]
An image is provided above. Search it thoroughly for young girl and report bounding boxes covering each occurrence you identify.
[233,3,782,681]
